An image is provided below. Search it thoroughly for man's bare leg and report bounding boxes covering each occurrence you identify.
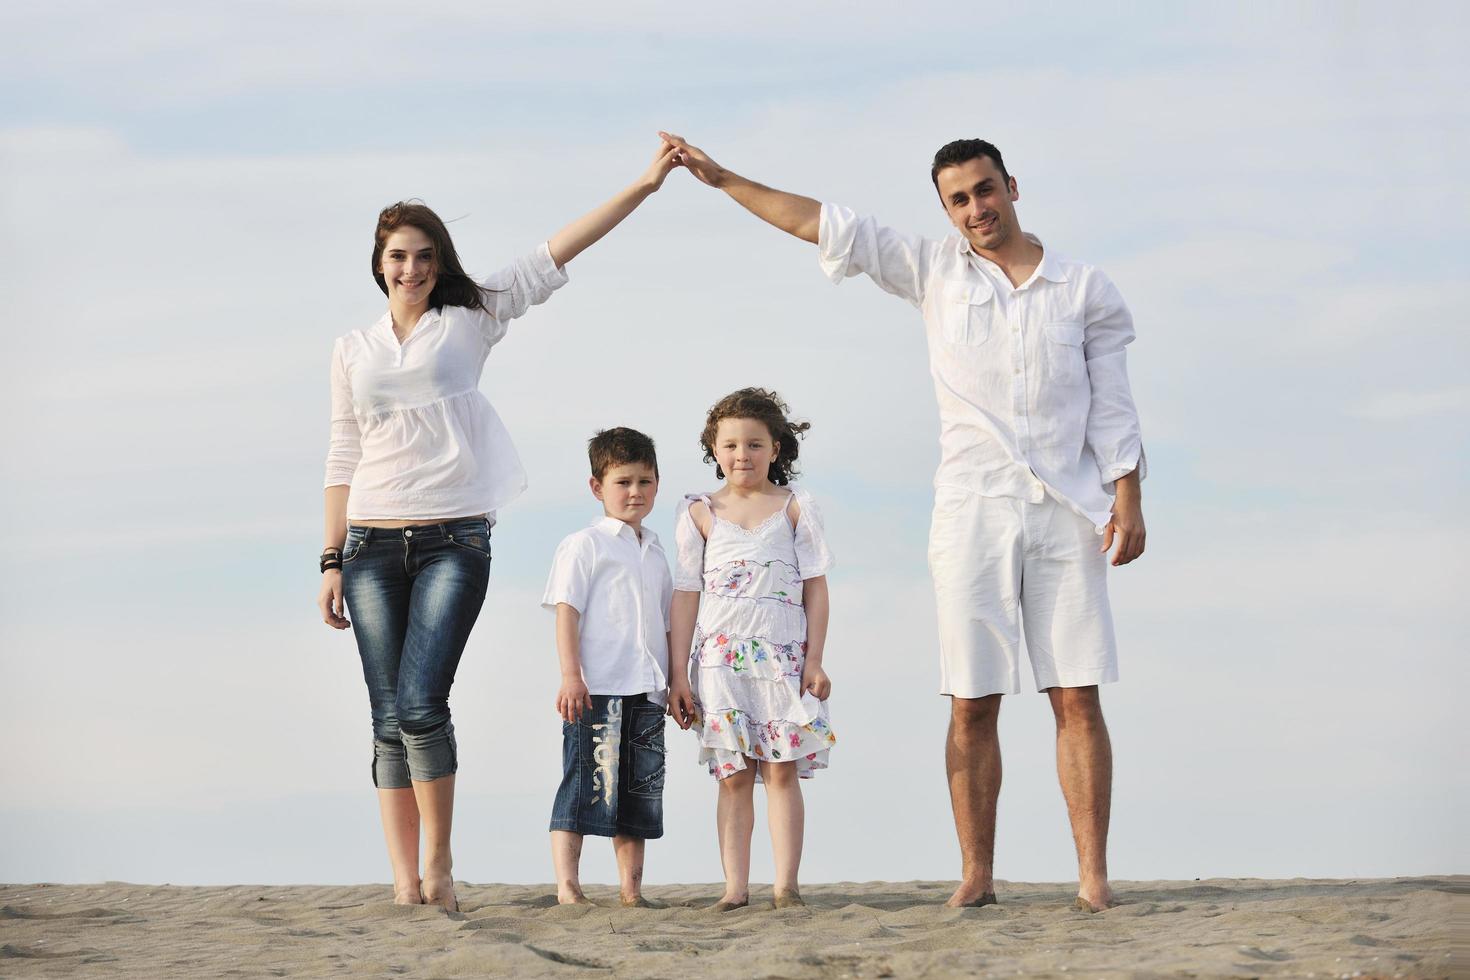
[550,831,592,904]
[1048,685,1115,910]
[945,694,1002,908]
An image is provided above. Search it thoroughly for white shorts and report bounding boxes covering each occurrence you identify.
[927,486,1118,698]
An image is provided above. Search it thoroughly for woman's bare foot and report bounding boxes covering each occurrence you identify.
[620,894,663,909]
[945,880,998,908]
[421,872,458,912]
[392,883,423,905]
[773,890,805,909]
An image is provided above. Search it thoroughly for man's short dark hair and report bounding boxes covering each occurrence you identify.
[588,427,659,481]
[930,139,1011,190]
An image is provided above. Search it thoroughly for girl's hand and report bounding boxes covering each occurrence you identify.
[667,681,698,730]
[801,663,831,701]
[318,570,349,629]
[640,140,680,193]
[557,677,593,723]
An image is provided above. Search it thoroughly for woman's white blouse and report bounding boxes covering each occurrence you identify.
[324,243,568,521]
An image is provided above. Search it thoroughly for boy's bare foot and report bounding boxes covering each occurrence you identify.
[421,872,458,913]
[557,885,593,906]
[773,890,805,909]
[945,880,998,908]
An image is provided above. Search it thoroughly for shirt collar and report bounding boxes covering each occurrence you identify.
[958,233,1069,285]
[375,308,439,342]
[1033,238,1069,284]
[594,516,655,547]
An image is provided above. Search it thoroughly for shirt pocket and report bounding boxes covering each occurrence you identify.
[1044,321,1086,385]
[941,280,995,346]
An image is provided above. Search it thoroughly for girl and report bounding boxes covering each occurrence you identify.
[316,141,680,911]
[667,387,837,910]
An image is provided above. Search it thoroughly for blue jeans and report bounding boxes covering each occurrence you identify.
[549,694,666,839]
[340,517,492,789]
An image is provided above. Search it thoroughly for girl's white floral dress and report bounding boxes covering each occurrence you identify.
[674,486,837,780]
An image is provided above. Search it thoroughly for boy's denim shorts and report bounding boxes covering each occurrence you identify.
[550,693,665,839]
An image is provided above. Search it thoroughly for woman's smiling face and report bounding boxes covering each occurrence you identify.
[378,226,438,307]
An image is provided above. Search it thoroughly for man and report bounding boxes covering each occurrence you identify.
[660,132,1146,912]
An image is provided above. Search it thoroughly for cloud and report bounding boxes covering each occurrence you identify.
[1350,386,1470,421]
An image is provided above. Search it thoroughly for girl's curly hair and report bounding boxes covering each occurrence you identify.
[699,387,811,486]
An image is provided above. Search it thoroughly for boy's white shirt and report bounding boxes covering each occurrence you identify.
[542,516,673,705]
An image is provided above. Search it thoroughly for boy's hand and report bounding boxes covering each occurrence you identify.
[557,676,593,723]
[667,682,697,730]
[801,663,831,701]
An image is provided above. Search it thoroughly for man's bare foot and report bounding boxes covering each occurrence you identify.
[773,890,805,909]
[1073,884,1116,913]
[421,872,458,912]
[945,881,998,908]
[393,883,423,905]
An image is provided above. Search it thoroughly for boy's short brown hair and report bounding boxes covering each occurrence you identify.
[588,427,659,481]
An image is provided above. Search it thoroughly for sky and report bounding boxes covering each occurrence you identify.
[1,2,1466,888]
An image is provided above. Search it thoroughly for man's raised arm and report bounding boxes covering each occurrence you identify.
[660,132,820,243]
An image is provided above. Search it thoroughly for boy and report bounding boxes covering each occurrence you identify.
[542,427,673,907]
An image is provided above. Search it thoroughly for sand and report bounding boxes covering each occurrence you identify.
[0,877,1460,978]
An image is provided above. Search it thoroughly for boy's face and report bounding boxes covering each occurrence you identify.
[591,462,659,526]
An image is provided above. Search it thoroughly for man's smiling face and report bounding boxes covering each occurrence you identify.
[936,155,1020,253]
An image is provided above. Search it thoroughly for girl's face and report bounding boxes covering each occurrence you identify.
[713,417,778,489]
[379,226,438,308]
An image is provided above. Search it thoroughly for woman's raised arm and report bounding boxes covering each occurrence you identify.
[546,141,680,268]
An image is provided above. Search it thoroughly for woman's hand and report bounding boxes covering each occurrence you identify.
[801,663,831,701]
[546,139,681,267]
[318,570,350,629]
[667,680,698,730]
[640,139,681,193]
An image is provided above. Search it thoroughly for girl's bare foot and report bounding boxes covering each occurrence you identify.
[421,872,458,912]
[710,892,749,912]
[773,890,805,909]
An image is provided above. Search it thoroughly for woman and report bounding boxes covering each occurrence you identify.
[317,141,679,911]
